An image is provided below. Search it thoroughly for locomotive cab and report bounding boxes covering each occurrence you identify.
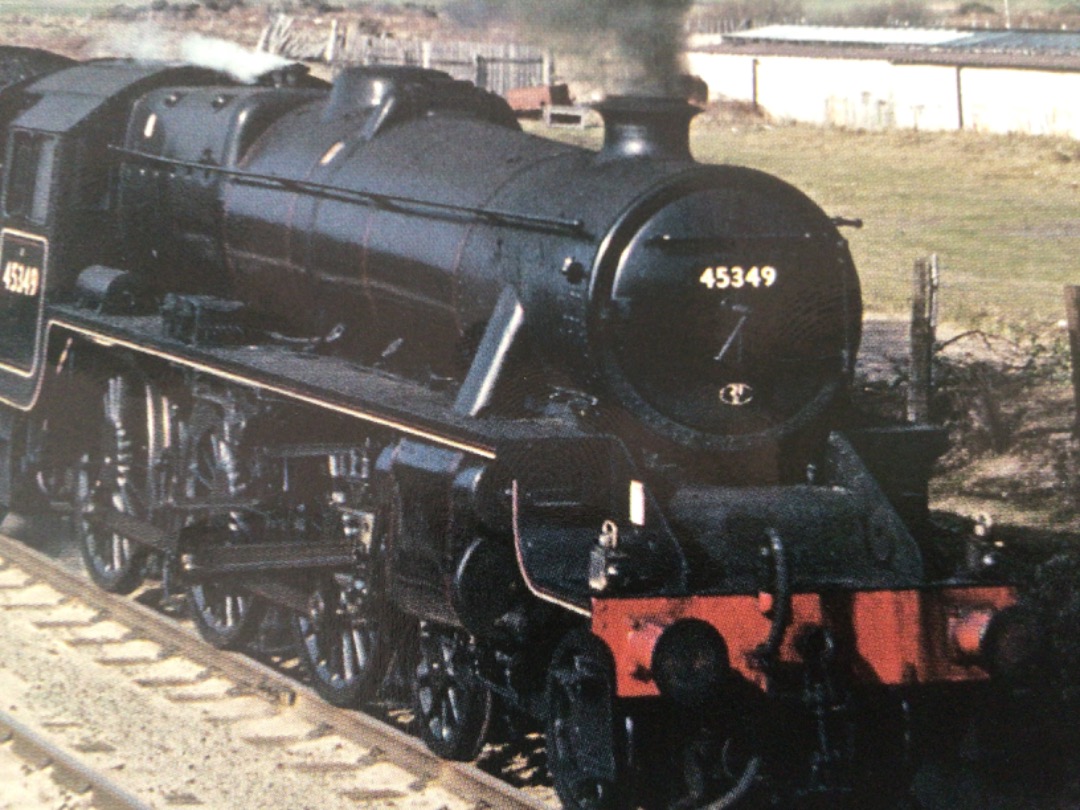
[0,47,74,190]
[0,128,53,382]
[0,62,226,409]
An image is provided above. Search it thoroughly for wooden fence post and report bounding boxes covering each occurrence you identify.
[475,55,488,91]
[325,19,338,66]
[908,255,938,424]
[1065,285,1080,438]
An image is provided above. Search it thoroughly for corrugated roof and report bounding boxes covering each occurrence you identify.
[711,24,1080,68]
[693,40,1080,71]
[722,24,1080,56]
[725,25,975,48]
[955,30,1080,52]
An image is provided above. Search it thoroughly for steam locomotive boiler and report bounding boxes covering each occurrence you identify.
[0,45,1033,808]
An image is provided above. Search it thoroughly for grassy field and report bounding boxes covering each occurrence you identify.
[703,125,1080,330]
[533,119,1080,331]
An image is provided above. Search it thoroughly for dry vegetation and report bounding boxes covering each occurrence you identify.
[0,3,454,60]
[0,5,270,58]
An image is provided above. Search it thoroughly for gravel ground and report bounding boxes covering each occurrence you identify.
[0,551,473,810]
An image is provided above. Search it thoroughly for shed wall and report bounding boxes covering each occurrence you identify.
[962,68,1080,137]
[686,51,1080,138]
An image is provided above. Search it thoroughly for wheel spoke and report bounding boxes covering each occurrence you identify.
[302,625,317,658]
[340,629,356,681]
[111,535,125,572]
[447,685,462,727]
[439,699,452,741]
[224,593,237,628]
[418,683,434,716]
[352,628,367,671]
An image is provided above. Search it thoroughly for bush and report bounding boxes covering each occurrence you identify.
[931,324,1071,460]
[827,0,932,26]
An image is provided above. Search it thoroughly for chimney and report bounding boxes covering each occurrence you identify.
[593,95,700,164]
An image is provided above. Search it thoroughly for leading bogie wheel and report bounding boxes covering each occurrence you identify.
[546,628,631,810]
[76,373,154,594]
[183,401,266,650]
[413,623,492,761]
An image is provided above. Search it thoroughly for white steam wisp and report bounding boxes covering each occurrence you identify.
[179,35,292,84]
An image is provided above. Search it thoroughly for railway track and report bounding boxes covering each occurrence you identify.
[0,708,151,810]
[0,528,553,810]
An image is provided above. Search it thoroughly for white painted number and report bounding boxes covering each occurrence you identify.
[699,265,777,291]
[2,260,40,297]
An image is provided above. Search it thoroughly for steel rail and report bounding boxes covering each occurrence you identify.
[0,708,153,810]
[0,534,549,810]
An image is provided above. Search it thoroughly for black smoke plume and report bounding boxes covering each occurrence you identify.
[447,0,694,95]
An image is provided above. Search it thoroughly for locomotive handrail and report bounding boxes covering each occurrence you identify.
[645,233,826,252]
[113,146,591,237]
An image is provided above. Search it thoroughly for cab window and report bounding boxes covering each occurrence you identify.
[4,131,56,224]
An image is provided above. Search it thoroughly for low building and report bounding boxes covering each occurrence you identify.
[687,25,1080,137]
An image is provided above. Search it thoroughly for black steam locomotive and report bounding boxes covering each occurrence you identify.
[0,45,1033,808]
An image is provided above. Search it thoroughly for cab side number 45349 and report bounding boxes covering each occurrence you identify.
[2,260,40,297]
[699,265,777,291]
